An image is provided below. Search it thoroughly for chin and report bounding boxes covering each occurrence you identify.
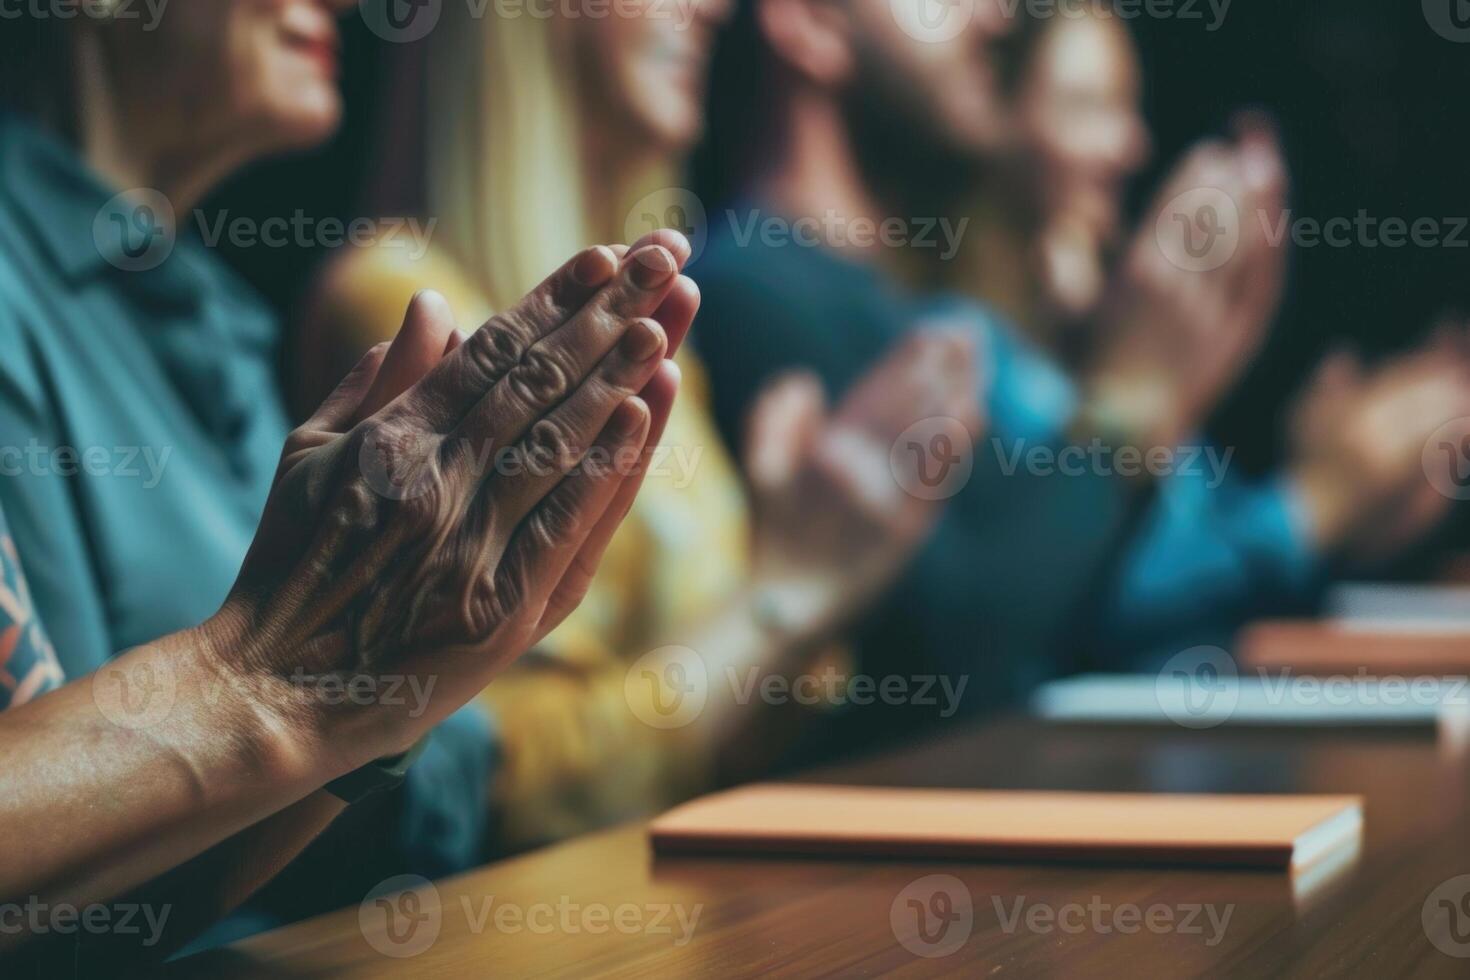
[642,104,703,157]
[268,90,344,151]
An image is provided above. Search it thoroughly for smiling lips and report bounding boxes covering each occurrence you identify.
[280,10,341,77]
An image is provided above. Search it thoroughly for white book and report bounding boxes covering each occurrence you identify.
[1327,583,1470,633]
[1032,673,1470,727]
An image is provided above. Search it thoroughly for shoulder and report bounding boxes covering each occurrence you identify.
[310,238,491,348]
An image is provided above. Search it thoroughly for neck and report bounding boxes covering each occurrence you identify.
[580,118,664,242]
[754,90,888,259]
[72,35,246,215]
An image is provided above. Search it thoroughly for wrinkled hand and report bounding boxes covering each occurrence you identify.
[207,234,697,772]
[741,330,982,641]
[1089,114,1287,447]
[1289,329,1470,562]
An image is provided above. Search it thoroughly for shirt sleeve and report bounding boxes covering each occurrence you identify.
[0,285,115,678]
[0,502,64,709]
[1095,459,1323,665]
[964,312,1324,665]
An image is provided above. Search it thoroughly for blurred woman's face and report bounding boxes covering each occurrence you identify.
[1016,14,1149,242]
[111,0,355,152]
[573,0,734,154]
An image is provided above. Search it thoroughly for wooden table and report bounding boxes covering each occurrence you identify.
[170,718,1470,978]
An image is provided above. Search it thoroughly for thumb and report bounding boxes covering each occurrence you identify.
[351,289,461,426]
[744,372,826,500]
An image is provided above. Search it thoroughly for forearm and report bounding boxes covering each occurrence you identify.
[492,587,830,838]
[8,792,344,970]
[641,584,836,784]
[0,626,341,926]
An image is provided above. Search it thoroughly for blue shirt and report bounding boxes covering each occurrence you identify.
[0,112,493,889]
[950,295,1321,661]
[694,201,1320,687]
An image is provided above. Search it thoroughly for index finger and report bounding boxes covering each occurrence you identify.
[382,244,623,434]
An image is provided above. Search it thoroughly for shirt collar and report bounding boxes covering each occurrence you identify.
[0,111,135,284]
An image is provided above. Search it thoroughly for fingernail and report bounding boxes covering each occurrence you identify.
[620,318,665,361]
[627,246,675,289]
[573,246,615,286]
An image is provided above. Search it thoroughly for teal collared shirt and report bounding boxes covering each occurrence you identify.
[0,113,289,670]
[0,113,494,897]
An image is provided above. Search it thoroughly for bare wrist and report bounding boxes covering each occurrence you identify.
[1079,369,1185,452]
[1286,460,1358,552]
[176,613,370,794]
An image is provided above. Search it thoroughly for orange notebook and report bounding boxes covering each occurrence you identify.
[650,784,1362,870]
[1238,620,1470,675]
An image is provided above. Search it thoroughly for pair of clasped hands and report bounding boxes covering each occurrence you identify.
[186,229,977,794]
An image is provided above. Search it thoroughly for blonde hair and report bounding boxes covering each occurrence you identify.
[425,6,677,308]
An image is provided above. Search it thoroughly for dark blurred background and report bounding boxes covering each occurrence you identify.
[208,0,1470,555]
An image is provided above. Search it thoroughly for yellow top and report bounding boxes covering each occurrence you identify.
[312,244,751,846]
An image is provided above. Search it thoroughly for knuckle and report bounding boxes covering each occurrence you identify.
[464,315,531,384]
[464,563,524,639]
[522,416,580,476]
[532,488,582,544]
[508,345,575,409]
[282,425,313,458]
[395,466,457,535]
[329,479,384,535]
